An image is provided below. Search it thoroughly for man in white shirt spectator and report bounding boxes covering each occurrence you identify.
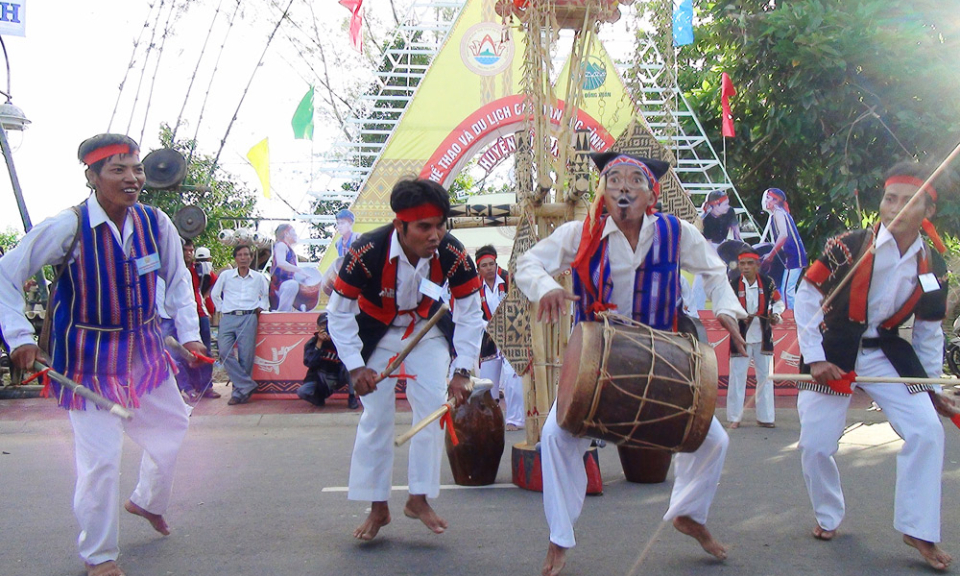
[210,244,270,405]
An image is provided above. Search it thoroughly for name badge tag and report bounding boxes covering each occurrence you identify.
[918,272,940,293]
[135,253,161,275]
[419,278,444,300]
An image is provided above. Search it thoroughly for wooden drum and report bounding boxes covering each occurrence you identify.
[445,392,505,486]
[556,321,718,453]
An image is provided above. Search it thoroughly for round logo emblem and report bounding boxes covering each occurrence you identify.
[461,23,514,77]
[582,56,607,91]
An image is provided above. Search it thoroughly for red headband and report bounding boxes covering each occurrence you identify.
[885,175,938,202]
[477,254,497,264]
[395,203,445,222]
[738,252,760,261]
[82,143,132,166]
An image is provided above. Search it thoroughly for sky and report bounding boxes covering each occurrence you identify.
[0,0,644,248]
[0,0,357,243]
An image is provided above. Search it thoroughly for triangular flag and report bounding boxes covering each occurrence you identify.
[339,0,364,53]
[673,0,694,47]
[291,86,315,140]
[246,138,271,199]
[721,72,737,138]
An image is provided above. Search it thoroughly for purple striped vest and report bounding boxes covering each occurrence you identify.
[48,203,170,410]
[573,213,682,331]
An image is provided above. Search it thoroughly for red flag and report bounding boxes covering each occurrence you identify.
[721,72,736,138]
[339,0,364,53]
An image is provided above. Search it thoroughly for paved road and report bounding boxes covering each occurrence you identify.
[2,392,959,576]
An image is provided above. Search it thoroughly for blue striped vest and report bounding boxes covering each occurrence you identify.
[49,203,170,410]
[770,208,808,268]
[573,213,682,330]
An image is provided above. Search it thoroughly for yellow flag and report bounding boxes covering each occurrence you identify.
[246,138,270,198]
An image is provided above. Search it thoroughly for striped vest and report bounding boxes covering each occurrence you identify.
[573,213,682,331]
[48,203,170,410]
[770,208,808,268]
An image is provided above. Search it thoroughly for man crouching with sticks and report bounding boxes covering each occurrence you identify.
[795,159,960,570]
[326,178,484,541]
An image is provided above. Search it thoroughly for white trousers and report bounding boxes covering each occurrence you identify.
[479,356,503,401]
[797,385,944,541]
[727,343,775,424]
[501,360,525,428]
[348,327,449,501]
[68,374,190,565]
[276,278,299,311]
[541,402,729,548]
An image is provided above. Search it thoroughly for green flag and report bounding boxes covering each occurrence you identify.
[291,86,314,140]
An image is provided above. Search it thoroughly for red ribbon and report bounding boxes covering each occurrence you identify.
[400,311,418,340]
[22,367,53,397]
[921,218,947,255]
[191,351,216,364]
[951,414,960,430]
[825,370,857,395]
[439,405,459,446]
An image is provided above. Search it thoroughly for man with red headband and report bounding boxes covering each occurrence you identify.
[726,246,784,429]
[795,160,959,570]
[476,244,524,430]
[515,152,748,576]
[0,133,207,576]
[326,178,484,541]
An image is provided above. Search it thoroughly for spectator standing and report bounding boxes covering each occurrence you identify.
[210,244,270,405]
[178,239,219,399]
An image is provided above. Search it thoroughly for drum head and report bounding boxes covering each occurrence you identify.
[556,322,604,436]
[298,267,323,286]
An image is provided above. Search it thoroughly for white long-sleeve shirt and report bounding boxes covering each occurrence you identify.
[0,195,201,351]
[740,276,787,343]
[210,268,270,313]
[795,224,943,377]
[515,214,746,321]
[326,229,484,372]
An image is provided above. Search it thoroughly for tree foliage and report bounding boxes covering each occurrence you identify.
[677,0,960,254]
[139,124,260,268]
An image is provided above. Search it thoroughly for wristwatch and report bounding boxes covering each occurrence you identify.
[452,367,471,380]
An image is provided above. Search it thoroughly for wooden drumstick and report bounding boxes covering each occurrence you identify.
[374,303,450,385]
[394,403,453,447]
[771,374,960,385]
[33,362,133,420]
[394,378,494,447]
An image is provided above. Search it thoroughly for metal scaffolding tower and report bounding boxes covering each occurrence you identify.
[631,34,761,240]
[308,0,467,204]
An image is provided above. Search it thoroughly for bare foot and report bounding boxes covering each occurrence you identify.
[728,421,740,429]
[812,525,837,541]
[354,502,391,541]
[123,500,170,535]
[673,516,727,560]
[904,534,952,571]
[542,542,568,576]
[403,495,448,534]
[86,560,125,576]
